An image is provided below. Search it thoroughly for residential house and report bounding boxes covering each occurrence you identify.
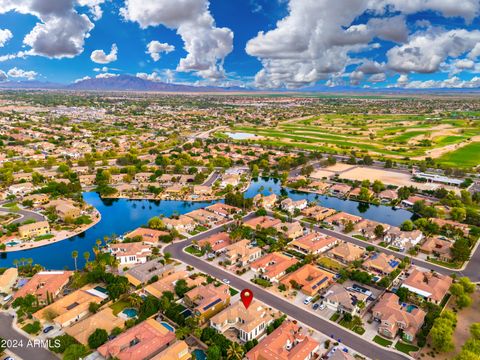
[223,239,262,267]
[144,271,204,298]
[363,253,401,275]
[244,216,282,230]
[323,283,368,316]
[14,270,72,305]
[22,194,49,206]
[253,194,277,209]
[327,242,366,264]
[124,227,169,245]
[250,253,298,283]
[419,236,453,262]
[134,172,154,183]
[125,260,175,287]
[432,218,470,236]
[196,232,231,254]
[210,300,275,342]
[55,203,82,221]
[324,212,362,228]
[274,221,304,239]
[349,187,373,200]
[401,268,452,305]
[246,320,320,360]
[79,175,96,186]
[329,184,352,197]
[308,181,331,193]
[372,293,426,342]
[185,209,224,227]
[34,287,107,327]
[109,243,152,265]
[0,268,18,294]
[280,198,308,214]
[184,283,230,322]
[220,174,241,188]
[65,308,125,345]
[354,219,390,240]
[205,203,241,219]
[384,227,423,250]
[98,318,178,360]
[150,340,191,360]
[290,232,339,255]
[193,185,213,196]
[301,206,336,221]
[8,182,35,195]
[163,216,196,233]
[378,190,398,203]
[18,221,50,239]
[281,264,334,296]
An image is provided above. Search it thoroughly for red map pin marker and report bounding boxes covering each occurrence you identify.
[240,289,253,309]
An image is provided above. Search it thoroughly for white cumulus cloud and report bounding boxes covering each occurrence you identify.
[0,28,12,47]
[90,43,118,64]
[7,67,37,80]
[0,0,95,59]
[121,0,233,79]
[146,40,174,61]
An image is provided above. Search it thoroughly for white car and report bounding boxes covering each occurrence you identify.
[222,278,230,285]
[319,304,326,310]
[303,296,313,305]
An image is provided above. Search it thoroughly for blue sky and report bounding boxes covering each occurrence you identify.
[0,0,480,89]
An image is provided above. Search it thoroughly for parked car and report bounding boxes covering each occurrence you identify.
[319,303,326,310]
[303,296,313,305]
[222,278,230,285]
[43,326,54,334]
[312,303,319,310]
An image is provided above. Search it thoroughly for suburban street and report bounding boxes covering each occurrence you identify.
[0,207,46,225]
[0,313,57,360]
[164,226,411,360]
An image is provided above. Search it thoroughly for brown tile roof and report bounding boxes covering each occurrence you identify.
[327,242,365,262]
[290,232,338,254]
[14,270,72,302]
[280,264,334,295]
[246,320,319,360]
[244,216,282,230]
[401,268,452,303]
[250,253,298,281]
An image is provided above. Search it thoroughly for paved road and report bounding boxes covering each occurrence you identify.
[202,171,221,187]
[164,238,409,360]
[0,313,57,360]
[0,207,46,225]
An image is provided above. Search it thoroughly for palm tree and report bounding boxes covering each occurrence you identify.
[227,342,244,360]
[12,259,19,269]
[26,258,33,267]
[128,294,143,308]
[96,239,101,249]
[83,251,90,265]
[72,250,78,271]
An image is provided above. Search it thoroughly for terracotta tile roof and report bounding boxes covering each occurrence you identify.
[98,318,176,360]
[14,270,72,302]
[327,242,365,262]
[363,253,401,274]
[281,264,334,295]
[185,283,230,315]
[251,252,298,280]
[244,216,282,230]
[290,232,338,254]
[246,320,320,360]
[65,308,125,345]
[124,228,169,243]
[401,268,452,303]
[197,232,231,252]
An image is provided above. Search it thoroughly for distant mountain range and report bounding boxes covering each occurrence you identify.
[0,74,479,93]
[0,74,248,92]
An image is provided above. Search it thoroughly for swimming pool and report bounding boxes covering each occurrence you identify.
[161,321,175,332]
[94,286,108,294]
[6,241,19,247]
[193,349,206,360]
[122,308,138,318]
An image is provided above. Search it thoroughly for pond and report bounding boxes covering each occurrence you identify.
[0,177,413,270]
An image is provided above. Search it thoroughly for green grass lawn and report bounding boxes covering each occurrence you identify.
[317,257,344,271]
[184,245,203,257]
[110,300,130,315]
[339,317,366,335]
[373,335,393,347]
[395,341,419,354]
[22,321,41,335]
[330,312,341,322]
[437,141,480,168]
[428,258,462,269]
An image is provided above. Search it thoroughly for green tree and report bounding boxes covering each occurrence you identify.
[88,328,108,349]
[227,342,245,360]
[206,345,222,360]
[470,323,480,340]
[63,344,88,360]
[174,279,190,298]
[71,250,78,271]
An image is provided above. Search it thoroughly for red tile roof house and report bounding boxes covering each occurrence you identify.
[246,320,320,360]
[329,183,352,197]
[378,189,398,203]
[244,216,282,230]
[383,227,424,250]
[123,227,169,245]
[400,268,453,305]
[250,252,298,283]
[195,232,232,254]
[205,203,242,219]
[371,293,426,342]
[289,232,339,255]
[14,270,73,305]
[362,252,401,276]
[353,219,391,240]
[108,243,152,265]
[98,318,176,360]
[323,212,362,229]
[185,208,225,227]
